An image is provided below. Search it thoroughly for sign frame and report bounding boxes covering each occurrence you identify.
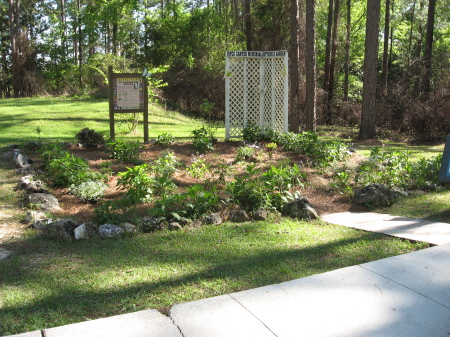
[108,66,149,142]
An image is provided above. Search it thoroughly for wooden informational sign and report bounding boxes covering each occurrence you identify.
[108,66,148,142]
[438,136,450,183]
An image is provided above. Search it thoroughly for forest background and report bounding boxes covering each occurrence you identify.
[1,0,449,140]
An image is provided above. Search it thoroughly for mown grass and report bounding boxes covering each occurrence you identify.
[0,97,224,148]
[0,219,429,335]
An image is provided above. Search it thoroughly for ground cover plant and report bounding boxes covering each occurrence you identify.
[0,97,448,336]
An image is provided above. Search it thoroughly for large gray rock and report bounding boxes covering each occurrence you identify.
[121,222,139,234]
[24,210,47,224]
[203,213,222,225]
[74,222,99,239]
[282,196,319,220]
[99,224,125,238]
[41,219,79,240]
[14,152,33,168]
[28,193,62,212]
[353,184,408,209]
[253,207,268,221]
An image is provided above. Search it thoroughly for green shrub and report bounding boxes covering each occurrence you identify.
[107,139,143,164]
[192,126,214,153]
[235,145,256,162]
[187,156,211,179]
[47,152,91,186]
[39,142,67,168]
[70,180,108,203]
[117,164,153,204]
[75,128,105,145]
[154,133,175,146]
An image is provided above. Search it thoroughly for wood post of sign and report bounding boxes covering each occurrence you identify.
[108,66,149,142]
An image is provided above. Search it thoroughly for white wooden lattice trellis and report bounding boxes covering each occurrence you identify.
[225,51,288,139]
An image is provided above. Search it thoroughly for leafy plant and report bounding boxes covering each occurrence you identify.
[117,164,153,204]
[47,152,91,186]
[39,142,67,168]
[235,145,256,162]
[107,139,143,164]
[192,126,215,153]
[265,142,277,159]
[75,128,105,145]
[187,156,211,179]
[70,180,108,203]
[154,132,175,146]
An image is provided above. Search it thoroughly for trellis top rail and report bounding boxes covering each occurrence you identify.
[226,50,287,58]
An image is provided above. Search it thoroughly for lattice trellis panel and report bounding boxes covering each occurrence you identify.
[225,51,288,139]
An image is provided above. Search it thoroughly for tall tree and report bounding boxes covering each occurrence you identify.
[289,0,301,132]
[381,0,390,89]
[343,0,351,101]
[305,0,316,132]
[422,0,436,94]
[359,0,381,139]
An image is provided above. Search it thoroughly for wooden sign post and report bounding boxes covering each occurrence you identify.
[108,66,149,142]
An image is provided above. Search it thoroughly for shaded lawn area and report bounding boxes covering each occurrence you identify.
[0,218,429,335]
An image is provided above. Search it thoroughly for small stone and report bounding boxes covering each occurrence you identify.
[74,222,99,239]
[253,207,268,221]
[229,210,249,223]
[282,196,319,220]
[25,211,47,224]
[168,222,182,231]
[0,247,13,260]
[139,216,165,232]
[203,213,222,225]
[122,222,138,233]
[41,219,79,240]
[33,219,54,230]
[28,193,62,212]
[98,224,125,238]
[14,153,33,168]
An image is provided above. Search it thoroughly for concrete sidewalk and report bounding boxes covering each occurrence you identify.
[6,213,450,337]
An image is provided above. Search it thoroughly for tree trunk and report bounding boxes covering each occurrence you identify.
[381,0,390,90]
[422,0,436,94]
[343,0,351,101]
[359,0,381,139]
[305,0,317,132]
[289,0,301,133]
[9,0,22,97]
[327,0,340,123]
[323,0,334,93]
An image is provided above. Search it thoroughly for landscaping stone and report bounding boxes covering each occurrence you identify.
[99,224,125,238]
[253,207,268,221]
[353,184,408,208]
[33,218,54,230]
[74,222,99,239]
[19,175,48,193]
[122,222,138,234]
[229,210,249,222]
[168,222,183,231]
[24,210,47,224]
[28,193,62,212]
[203,213,222,225]
[41,219,79,240]
[14,153,33,168]
[282,196,319,220]
[0,247,13,260]
[139,216,165,232]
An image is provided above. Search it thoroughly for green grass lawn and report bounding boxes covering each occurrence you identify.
[0,97,447,335]
[0,219,429,335]
[0,97,224,147]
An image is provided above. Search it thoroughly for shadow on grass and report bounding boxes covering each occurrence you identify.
[0,224,427,335]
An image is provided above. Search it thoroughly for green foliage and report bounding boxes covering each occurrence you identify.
[265,142,277,159]
[117,164,153,204]
[69,180,108,203]
[154,132,175,146]
[47,152,91,187]
[235,145,256,162]
[150,150,180,197]
[192,126,215,153]
[107,139,143,164]
[39,142,67,168]
[226,162,305,211]
[75,128,105,145]
[187,156,211,179]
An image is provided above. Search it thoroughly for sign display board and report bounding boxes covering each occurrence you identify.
[438,136,450,183]
[108,67,148,142]
[113,78,145,110]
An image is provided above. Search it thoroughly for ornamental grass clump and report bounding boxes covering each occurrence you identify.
[70,180,108,203]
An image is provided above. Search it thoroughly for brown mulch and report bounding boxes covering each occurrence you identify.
[36,140,363,223]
